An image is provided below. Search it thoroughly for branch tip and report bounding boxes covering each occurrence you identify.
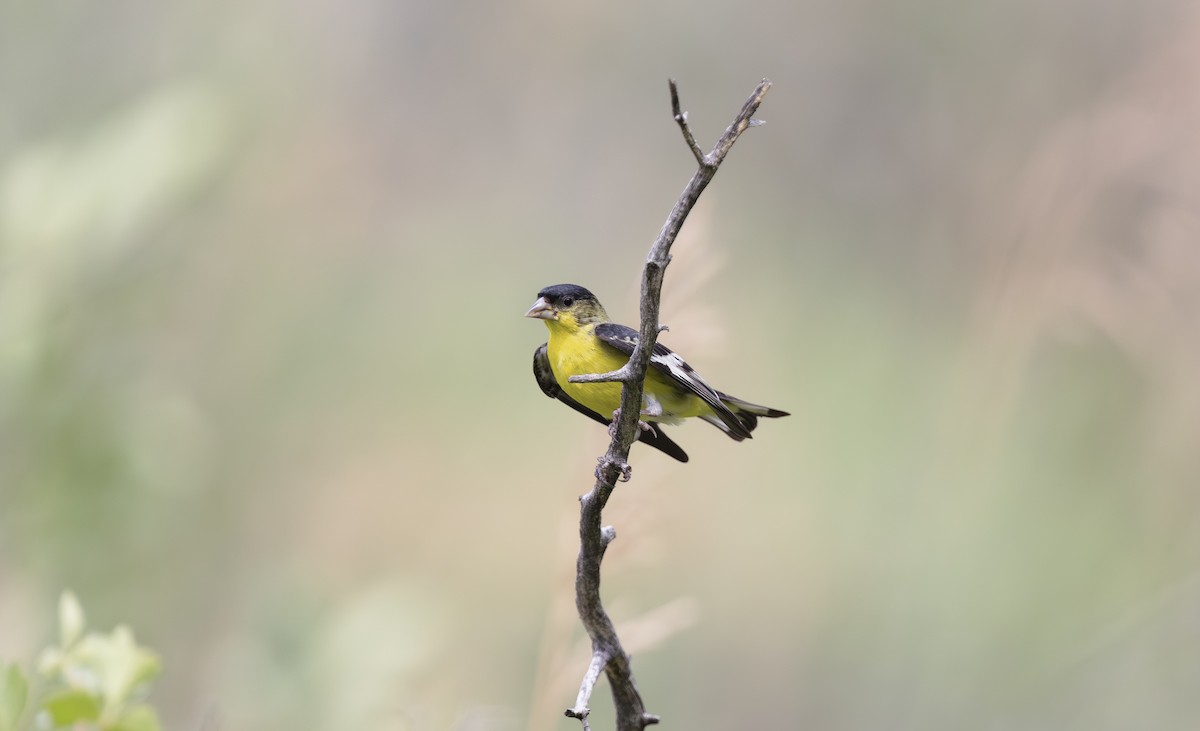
[669,78,706,165]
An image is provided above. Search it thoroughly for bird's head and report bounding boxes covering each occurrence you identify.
[524,284,609,330]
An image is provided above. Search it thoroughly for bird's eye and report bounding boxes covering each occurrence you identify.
[562,297,575,307]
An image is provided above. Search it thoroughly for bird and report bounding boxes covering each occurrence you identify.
[526,283,789,462]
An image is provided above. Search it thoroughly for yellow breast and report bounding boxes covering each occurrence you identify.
[547,322,627,417]
[544,320,710,423]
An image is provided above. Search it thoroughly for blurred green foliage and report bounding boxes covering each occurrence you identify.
[0,593,161,731]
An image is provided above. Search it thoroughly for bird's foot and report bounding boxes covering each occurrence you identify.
[607,409,657,438]
[595,456,632,483]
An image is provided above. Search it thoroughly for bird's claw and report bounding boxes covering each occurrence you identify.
[595,456,632,483]
[608,409,657,439]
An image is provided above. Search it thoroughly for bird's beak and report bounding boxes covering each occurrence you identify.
[524,296,556,320]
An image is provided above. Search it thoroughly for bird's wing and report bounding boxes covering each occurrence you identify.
[533,343,689,462]
[593,323,753,440]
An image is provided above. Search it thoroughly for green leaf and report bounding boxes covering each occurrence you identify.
[40,688,101,725]
[59,591,86,649]
[109,704,161,731]
[0,663,29,731]
[73,626,161,707]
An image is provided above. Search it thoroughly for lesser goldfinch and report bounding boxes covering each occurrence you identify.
[526,284,788,462]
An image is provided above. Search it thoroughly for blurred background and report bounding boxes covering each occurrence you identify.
[2,0,1199,728]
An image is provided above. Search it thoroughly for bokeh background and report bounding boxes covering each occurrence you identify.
[3,0,1199,728]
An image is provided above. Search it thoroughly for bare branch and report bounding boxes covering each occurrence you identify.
[568,366,635,385]
[565,651,609,727]
[670,79,706,166]
[565,78,771,730]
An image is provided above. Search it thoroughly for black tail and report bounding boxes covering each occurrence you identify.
[636,424,689,462]
[716,392,789,437]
